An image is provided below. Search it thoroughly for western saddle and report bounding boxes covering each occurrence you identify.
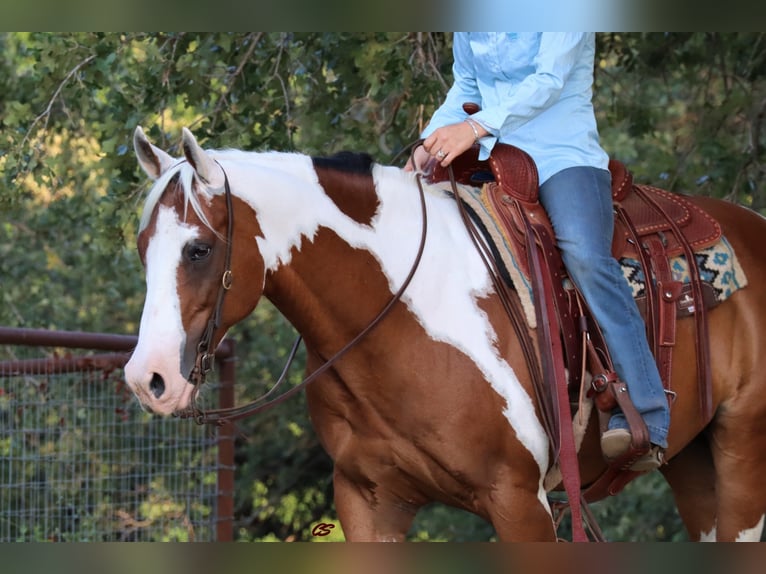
[425,136,722,508]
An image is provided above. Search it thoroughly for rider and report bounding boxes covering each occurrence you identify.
[405,33,668,471]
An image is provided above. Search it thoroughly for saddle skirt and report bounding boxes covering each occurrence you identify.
[611,165,722,261]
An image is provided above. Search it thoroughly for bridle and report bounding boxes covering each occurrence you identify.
[177,158,429,426]
[180,160,234,417]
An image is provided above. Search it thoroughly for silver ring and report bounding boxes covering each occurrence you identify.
[436,150,446,159]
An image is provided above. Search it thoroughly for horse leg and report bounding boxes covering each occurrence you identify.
[707,416,766,541]
[485,476,557,541]
[332,468,419,542]
[659,434,717,540]
[488,496,556,541]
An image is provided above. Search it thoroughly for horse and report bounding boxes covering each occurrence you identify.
[124,126,766,542]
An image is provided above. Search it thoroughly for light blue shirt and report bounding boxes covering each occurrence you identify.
[421,32,609,184]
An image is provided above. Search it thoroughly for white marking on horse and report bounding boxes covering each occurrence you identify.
[736,515,765,541]
[699,526,716,542]
[124,206,199,415]
[697,514,764,541]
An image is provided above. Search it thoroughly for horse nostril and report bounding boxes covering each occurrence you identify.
[149,373,166,399]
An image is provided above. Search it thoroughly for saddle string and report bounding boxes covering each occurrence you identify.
[576,298,589,426]
[631,187,712,419]
[180,161,430,426]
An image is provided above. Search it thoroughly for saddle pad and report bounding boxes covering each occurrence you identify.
[620,236,748,301]
[452,182,538,327]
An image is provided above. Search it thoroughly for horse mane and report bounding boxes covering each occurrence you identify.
[139,161,218,234]
[311,151,375,176]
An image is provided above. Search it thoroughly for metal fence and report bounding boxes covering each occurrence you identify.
[0,328,235,542]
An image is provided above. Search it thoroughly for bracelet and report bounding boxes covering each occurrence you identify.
[464,118,481,144]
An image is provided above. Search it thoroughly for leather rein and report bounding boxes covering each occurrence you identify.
[177,161,429,426]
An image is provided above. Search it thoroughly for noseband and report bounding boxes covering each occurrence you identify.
[178,162,429,426]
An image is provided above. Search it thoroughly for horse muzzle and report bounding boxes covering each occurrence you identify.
[124,358,194,416]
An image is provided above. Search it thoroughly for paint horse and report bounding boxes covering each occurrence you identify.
[124,126,766,541]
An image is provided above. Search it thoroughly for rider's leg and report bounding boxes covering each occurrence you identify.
[538,166,669,456]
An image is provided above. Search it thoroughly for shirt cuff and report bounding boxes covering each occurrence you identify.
[478,135,497,160]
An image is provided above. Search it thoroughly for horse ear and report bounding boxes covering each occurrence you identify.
[134,126,175,180]
[181,127,224,188]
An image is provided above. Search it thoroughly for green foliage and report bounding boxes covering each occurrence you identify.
[2,32,765,541]
[593,473,688,542]
[595,33,766,211]
[552,473,688,542]
[409,505,496,542]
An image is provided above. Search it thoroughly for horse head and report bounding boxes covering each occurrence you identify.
[124,127,263,415]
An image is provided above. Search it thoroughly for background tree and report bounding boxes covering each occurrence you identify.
[1,32,764,541]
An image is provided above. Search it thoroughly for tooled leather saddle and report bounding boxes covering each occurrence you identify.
[426,139,722,502]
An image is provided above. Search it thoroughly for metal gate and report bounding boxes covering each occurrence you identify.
[0,327,235,542]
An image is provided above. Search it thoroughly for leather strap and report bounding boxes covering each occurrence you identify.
[449,176,554,446]
[633,186,712,420]
[525,217,589,542]
[452,174,592,542]
[186,161,235,405]
[644,236,680,388]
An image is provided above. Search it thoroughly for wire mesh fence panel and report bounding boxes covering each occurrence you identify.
[0,336,231,542]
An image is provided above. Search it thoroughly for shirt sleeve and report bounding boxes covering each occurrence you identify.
[420,33,480,139]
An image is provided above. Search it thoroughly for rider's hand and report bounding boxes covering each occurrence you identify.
[422,120,485,167]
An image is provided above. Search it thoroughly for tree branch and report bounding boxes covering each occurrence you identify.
[208,32,264,131]
[19,54,96,156]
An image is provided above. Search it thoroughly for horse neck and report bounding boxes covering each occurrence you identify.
[264,232,395,354]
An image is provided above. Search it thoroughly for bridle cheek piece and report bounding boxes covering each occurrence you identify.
[176,160,235,424]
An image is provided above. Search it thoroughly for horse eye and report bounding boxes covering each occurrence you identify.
[185,242,212,262]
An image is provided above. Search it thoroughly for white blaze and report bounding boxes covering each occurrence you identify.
[124,206,199,414]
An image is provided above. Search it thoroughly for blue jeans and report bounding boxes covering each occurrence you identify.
[538,166,669,448]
